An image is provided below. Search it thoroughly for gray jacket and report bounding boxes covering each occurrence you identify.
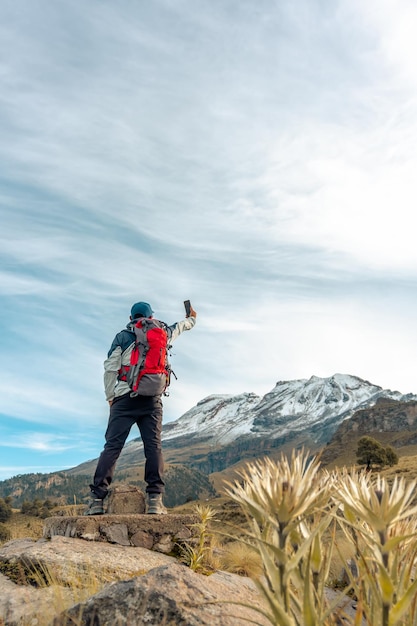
[104,316,196,401]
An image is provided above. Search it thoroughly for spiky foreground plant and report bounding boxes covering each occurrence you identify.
[225,450,344,625]
[178,504,219,574]
[334,470,417,626]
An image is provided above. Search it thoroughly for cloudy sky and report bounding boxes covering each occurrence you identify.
[1,0,416,482]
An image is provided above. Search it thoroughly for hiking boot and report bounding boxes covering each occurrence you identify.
[147,493,167,515]
[84,498,104,516]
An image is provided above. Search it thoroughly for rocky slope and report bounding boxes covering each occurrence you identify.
[321,396,417,464]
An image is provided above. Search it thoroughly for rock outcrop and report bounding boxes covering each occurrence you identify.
[0,536,268,626]
[43,513,199,552]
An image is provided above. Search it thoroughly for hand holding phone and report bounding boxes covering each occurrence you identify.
[184,300,192,317]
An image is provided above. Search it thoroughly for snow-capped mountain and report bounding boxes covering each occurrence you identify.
[68,373,417,478]
[162,373,417,448]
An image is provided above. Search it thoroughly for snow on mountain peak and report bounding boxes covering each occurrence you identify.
[163,392,261,444]
[162,374,416,447]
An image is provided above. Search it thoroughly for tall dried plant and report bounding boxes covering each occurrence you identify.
[334,470,417,626]
[226,450,417,626]
[178,504,219,574]
[225,450,344,625]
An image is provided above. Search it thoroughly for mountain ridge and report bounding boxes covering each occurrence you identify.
[1,373,417,503]
[70,373,417,475]
[162,373,415,448]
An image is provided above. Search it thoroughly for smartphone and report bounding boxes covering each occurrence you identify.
[184,300,192,316]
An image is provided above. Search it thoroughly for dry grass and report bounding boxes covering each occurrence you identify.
[6,560,130,626]
[218,540,263,578]
[2,512,44,543]
[0,504,87,547]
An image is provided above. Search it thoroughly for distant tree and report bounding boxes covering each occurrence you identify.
[20,500,33,515]
[384,445,399,467]
[356,436,399,470]
[20,498,56,518]
[0,497,12,523]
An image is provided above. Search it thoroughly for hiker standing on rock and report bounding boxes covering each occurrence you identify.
[85,300,197,516]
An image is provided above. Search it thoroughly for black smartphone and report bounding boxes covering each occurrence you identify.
[184,300,191,316]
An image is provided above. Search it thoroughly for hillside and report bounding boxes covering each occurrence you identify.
[321,396,417,467]
[0,464,216,508]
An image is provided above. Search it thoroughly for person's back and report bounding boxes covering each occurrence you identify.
[85,300,197,516]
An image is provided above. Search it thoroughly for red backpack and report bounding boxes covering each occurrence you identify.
[125,318,172,397]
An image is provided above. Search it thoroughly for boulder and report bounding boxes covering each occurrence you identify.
[0,536,174,586]
[0,537,269,626]
[53,561,270,626]
[0,535,360,626]
[0,536,176,626]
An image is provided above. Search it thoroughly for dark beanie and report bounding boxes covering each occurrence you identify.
[131,301,154,319]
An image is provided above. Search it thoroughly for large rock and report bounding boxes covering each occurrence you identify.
[43,513,198,552]
[0,536,176,626]
[0,537,269,626]
[0,536,175,585]
[54,561,270,626]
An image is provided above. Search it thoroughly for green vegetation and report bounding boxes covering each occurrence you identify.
[0,464,216,509]
[356,435,399,470]
[21,498,56,518]
[0,496,12,522]
[0,472,91,507]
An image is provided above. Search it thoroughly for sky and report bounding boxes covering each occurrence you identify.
[1,0,417,482]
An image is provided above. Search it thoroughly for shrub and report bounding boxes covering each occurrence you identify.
[0,497,12,522]
[0,522,11,543]
[21,498,55,517]
[385,444,399,466]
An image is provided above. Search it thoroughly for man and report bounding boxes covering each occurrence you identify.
[85,300,197,515]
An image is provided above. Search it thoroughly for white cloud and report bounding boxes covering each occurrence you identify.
[352,0,417,86]
[0,432,75,452]
[0,0,416,481]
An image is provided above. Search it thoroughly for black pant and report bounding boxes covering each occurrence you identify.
[90,393,164,499]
